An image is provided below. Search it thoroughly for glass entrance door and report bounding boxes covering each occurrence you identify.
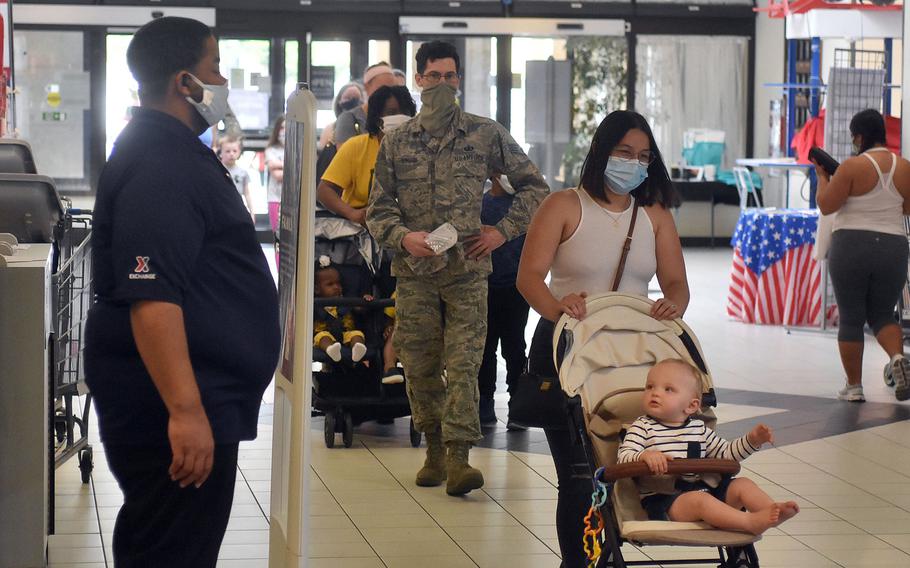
[515,36,627,187]
[15,29,93,190]
[309,40,351,131]
[219,38,272,133]
[399,29,628,188]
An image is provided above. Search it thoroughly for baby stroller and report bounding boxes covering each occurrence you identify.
[312,213,418,449]
[553,293,760,568]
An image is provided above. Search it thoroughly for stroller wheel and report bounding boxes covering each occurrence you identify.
[78,446,93,484]
[342,412,354,448]
[54,418,67,444]
[885,361,896,387]
[324,412,336,449]
[722,544,759,568]
[409,418,422,448]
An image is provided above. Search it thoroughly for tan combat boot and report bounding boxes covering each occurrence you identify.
[415,429,447,487]
[445,441,484,496]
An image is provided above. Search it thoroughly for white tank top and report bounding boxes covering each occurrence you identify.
[549,188,657,300]
[833,148,905,236]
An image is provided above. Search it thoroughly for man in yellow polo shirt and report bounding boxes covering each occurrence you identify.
[317,86,416,225]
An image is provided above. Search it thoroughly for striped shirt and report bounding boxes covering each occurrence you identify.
[618,415,759,497]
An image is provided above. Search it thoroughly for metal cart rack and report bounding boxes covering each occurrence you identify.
[51,201,94,484]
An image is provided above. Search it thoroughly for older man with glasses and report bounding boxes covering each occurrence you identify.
[366,40,549,496]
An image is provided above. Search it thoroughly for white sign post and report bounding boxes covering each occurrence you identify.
[269,85,317,568]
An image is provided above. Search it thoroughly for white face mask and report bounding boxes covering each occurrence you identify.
[381,114,411,134]
[185,73,230,127]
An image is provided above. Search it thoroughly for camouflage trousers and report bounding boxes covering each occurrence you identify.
[393,267,486,443]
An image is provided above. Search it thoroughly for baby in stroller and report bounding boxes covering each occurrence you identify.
[618,359,799,535]
[313,255,403,385]
[314,255,368,364]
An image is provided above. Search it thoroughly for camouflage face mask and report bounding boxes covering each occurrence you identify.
[419,83,457,137]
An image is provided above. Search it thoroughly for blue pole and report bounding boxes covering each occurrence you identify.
[808,38,821,208]
[809,37,821,118]
[884,38,893,116]
[787,39,798,158]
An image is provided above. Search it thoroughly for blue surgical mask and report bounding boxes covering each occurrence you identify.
[604,156,648,195]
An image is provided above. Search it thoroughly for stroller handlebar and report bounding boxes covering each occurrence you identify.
[599,459,741,483]
[314,297,395,309]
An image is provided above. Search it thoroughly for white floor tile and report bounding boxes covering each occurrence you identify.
[46,250,910,567]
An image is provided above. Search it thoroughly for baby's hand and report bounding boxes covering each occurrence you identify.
[363,294,374,302]
[640,450,672,475]
[747,424,774,448]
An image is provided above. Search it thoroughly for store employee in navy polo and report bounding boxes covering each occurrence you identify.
[84,17,280,568]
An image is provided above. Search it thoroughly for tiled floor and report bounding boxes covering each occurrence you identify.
[48,248,910,567]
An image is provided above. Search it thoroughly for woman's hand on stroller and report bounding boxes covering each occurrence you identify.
[640,450,673,475]
[650,298,682,321]
[560,291,588,320]
[747,424,775,448]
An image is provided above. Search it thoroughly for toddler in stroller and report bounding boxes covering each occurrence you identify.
[313,254,403,383]
[554,293,792,567]
[313,215,413,448]
[314,255,368,364]
[619,359,799,535]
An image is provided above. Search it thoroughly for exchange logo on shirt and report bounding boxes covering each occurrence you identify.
[129,256,157,280]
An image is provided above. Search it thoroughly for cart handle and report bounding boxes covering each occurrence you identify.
[314,297,394,309]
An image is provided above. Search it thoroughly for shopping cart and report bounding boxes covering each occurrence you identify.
[51,200,93,484]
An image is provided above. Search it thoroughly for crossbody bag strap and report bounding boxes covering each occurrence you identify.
[611,201,640,292]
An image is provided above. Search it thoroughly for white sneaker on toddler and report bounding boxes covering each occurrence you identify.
[325,342,342,362]
[836,383,865,402]
[351,342,367,363]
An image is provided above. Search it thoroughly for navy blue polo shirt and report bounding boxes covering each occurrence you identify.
[481,193,526,288]
[84,108,280,445]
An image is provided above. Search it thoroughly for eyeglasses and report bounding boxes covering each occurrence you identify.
[611,146,655,167]
[420,71,461,85]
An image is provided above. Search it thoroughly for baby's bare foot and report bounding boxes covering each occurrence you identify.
[745,504,780,534]
[777,501,800,523]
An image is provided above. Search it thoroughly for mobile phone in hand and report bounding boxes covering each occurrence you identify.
[809,147,840,177]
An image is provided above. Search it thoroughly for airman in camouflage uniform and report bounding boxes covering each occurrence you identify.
[366,41,548,496]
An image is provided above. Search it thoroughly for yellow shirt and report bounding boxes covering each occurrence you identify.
[321,133,380,209]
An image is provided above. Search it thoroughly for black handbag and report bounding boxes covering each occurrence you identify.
[508,369,571,430]
[507,200,640,430]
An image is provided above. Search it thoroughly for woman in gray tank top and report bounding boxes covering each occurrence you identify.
[815,109,910,403]
[516,110,689,568]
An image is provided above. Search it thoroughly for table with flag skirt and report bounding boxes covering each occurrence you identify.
[727,209,836,327]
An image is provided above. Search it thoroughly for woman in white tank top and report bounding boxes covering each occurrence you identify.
[815,109,910,404]
[515,110,690,568]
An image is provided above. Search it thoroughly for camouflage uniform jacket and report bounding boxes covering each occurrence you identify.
[366,108,549,277]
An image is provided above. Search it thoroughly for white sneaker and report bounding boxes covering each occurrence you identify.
[351,342,367,363]
[837,383,865,402]
[892,357,910,402]
[325,342,342,362]
[381,369,405,385]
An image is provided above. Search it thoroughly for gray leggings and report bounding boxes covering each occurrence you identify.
[828,229,908,342]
